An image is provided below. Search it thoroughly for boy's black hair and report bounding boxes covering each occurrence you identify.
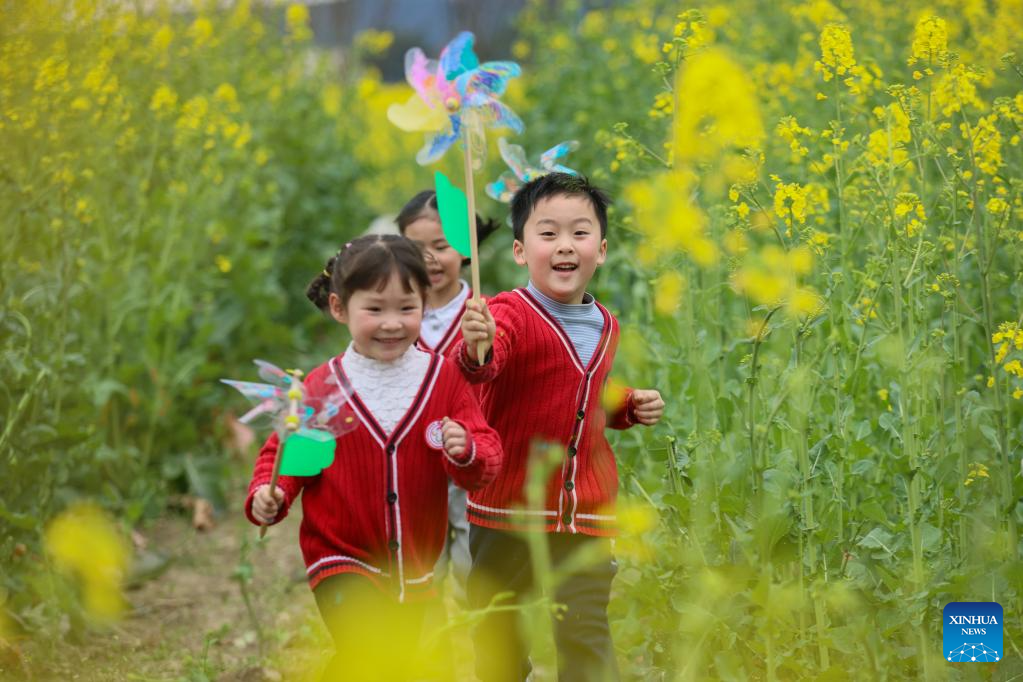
[509,173,612,242]
[306,234,430,312]
[395,189,500,265]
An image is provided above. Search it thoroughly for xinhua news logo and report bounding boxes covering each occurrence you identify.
[943,602,1003,663]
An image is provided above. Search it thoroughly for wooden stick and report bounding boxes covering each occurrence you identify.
[462,116,490,364]
[258,436,285,539]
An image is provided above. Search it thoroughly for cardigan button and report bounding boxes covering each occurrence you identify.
[387,492,397,504]
[576,409,585,420]
[386,444,396,455]
[567,446,577,457]
[564,481,575,491]
[388,540,399,551]
[562,513,572,526]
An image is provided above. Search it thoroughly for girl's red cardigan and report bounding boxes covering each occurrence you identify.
[244,350,502,601]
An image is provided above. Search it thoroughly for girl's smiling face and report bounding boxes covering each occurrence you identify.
[402,211,465,307]
[329,271,424,362]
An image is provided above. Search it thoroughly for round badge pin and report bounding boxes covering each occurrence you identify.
[425,420,445,450]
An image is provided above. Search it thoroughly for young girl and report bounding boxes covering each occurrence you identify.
[396,189,499,355]
[395,191,499,608]
[246,234,502,681]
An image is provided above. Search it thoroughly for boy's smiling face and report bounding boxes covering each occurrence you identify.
[513,193,607,305]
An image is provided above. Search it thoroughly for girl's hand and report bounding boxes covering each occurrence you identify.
[441,417,468,458]
[461,298,495,364]
[252,484,285,524]
[632,389,665,426]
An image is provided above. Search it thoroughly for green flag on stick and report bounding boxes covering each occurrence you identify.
[434,171,472,259]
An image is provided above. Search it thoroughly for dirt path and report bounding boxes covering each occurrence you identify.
[12,506,331,681]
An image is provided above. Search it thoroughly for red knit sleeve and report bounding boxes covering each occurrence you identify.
[441,371,503,491]
[450,294,520,385]
[243,431,306,526]
[607,386,638,430]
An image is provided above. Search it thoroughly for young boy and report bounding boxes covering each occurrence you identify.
[453,173,665,681]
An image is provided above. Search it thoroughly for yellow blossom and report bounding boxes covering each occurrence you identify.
[188,17,214,47]
[866,104,911,166]
[777,116,812,160]
[934,64,984,118]
[814,24,856,82]
[151,25,174,52]
[962,114,1002,175]
[176,95,208,131]
[285,3,312,41]
[150,84,177,114]
[987,197,1009,215]
[215,255,232,273]
[908,15,947,66]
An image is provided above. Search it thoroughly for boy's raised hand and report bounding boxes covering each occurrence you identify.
[632,389,665,426]
[461,298,495,365]
[441,417,469,458]
[252,484,285,524]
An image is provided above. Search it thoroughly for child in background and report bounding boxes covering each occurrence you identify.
[246,234,502,681]
[455,173,665,682]
[396,189,499,602]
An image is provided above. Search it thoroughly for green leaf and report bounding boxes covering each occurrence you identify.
[853,419,872,441]
[858,527,895,556]
[980,425,1002,454]
[878,412,901,441]
[858,499,888,524]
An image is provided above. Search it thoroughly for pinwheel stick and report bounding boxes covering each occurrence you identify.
[462,122,491,364]
[259,437,285,539]
[259,383,302,538]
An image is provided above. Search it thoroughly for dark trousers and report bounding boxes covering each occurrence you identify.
[467,525,620,682]
[313,573,428,681]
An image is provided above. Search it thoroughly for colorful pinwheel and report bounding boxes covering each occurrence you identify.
[387,31,523,167]
[485,138,580,203]
[388,31,524,363]
[222,360,358,536]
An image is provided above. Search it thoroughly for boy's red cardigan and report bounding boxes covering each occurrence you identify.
[450,287,638,537]
[244,350,502,602]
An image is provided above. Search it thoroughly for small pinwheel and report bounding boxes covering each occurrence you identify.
[486,138,580,203]
[387,31,524,167]
[222,360,358,536]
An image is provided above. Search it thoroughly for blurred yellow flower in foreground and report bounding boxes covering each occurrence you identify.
[45,503,131,620]
[612,499,659,562]
[674,48,764,164]
[731,245,824,318]
[625,170,718,266]
[601,378,630,417]
[654,271,687,316]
